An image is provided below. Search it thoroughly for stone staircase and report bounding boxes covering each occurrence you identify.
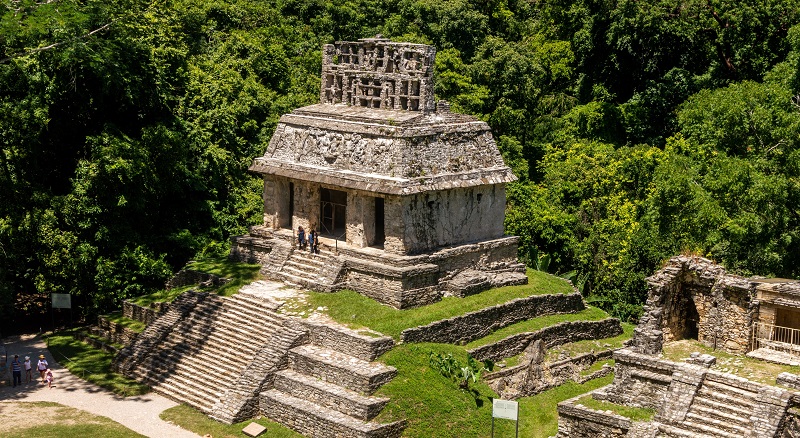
[270,245,345,291]
[657,373,760,438]
[115,292,307,421]
[261,321,406,438]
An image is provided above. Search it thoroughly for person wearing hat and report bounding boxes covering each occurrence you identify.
[23,355,32,383]
[37,354,48,384]
[11,354,22,387]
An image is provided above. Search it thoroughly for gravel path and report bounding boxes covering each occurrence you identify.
[0,333,200,438]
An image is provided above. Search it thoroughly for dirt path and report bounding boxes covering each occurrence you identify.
[0,333,200,438]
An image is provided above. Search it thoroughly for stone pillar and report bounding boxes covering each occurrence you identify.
[345,192,371,248]
[263,175,291,230]
[293,181,320,233]
[383,195,406,255]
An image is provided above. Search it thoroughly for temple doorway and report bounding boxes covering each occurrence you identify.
[320,188,347,239]
[373,197,385,247]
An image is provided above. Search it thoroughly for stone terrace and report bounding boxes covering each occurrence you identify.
[114,288,405,435]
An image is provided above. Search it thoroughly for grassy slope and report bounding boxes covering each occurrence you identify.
[47,330,149,396]
[375,342,614,437]
[131,257,262,307]
[300,270,575,339]
[126,260,621,437]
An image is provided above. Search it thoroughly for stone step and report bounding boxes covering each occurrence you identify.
[690,397,753,424]
[149,342,251,376]
[678,418,748,438]
[696,385,758,410]
[170,318,277,348]
[274,369,389,421]
[261,389,405,438]
[152,376,220,413]
[700,378,760,402]
[133,352,241,388]
[657,423,709,438]
[282,264,325,280]
[287,253,328,267]
[288,345,396,395]
[226,293,283,312]
[222,295,287,318]
[685,411,750,436]
[210,309,286,335]
[304,320,394,362]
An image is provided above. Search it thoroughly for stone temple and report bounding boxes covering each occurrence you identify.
[231,37,527,308]
[556,256,800,437]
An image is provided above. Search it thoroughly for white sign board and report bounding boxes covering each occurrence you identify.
[492,399,518,421]
[51,293,71,309]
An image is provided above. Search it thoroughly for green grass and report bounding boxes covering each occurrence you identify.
[46,330,150,396]
[580,359,614,376]
[130,284,196,307]
[160,404,303,438]
[662,339,800,384]
[466,306,610,349]
[131,256,262,307]
[374,343,613,437]
[104,313,146,333]
[1,402,145,438]
[575,395,655,421]
[297,270,575,339]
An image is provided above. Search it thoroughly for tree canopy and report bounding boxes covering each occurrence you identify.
[2,0,799,327]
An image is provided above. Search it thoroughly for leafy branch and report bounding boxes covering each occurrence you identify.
[429,352,493,390]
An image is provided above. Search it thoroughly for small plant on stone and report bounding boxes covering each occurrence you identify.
[429,352,493,390]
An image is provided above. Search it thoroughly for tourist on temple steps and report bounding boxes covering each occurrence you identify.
[297,226,306,249]
[308,229,315,253]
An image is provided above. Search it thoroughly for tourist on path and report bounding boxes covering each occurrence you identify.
[23,355,32,383]
[297,226,305,249]
[45,369,54,388]
[11,355,22,387]
[37,354,48,383]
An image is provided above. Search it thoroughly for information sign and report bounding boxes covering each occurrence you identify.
[51,293,71,309]
[492,399,519,421]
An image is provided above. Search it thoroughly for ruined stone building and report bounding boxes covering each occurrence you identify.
[556,256,800,437]
[231,37,526,308]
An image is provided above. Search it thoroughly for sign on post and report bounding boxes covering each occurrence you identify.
[51,293,71,309]
[491,398,519,437]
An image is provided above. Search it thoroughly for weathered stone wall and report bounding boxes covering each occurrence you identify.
[468,318,623,362]
[229,234,275,264]
[401,293,584,344]
[486,348,614,399]
[557,395,633,438]
[303,319,394,362]
[164,269,230,290]
[320,39,436,112]
[259,394,407,438]
[122,300,169,325]
[399,185,506,254]
[597,349,677,410]
[96,316,140,345]
[632,256,758,355]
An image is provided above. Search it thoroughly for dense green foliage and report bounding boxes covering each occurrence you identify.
[2,0,800,326]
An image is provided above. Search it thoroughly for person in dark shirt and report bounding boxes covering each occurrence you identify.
[11,354,22,387]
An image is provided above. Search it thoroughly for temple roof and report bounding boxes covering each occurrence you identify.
[250,40,516,195]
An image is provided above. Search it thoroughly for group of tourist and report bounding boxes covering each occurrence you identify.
[297,225,320,254]
[9,353,53,388]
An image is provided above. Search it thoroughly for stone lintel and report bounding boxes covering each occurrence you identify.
[249,159,516,194]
